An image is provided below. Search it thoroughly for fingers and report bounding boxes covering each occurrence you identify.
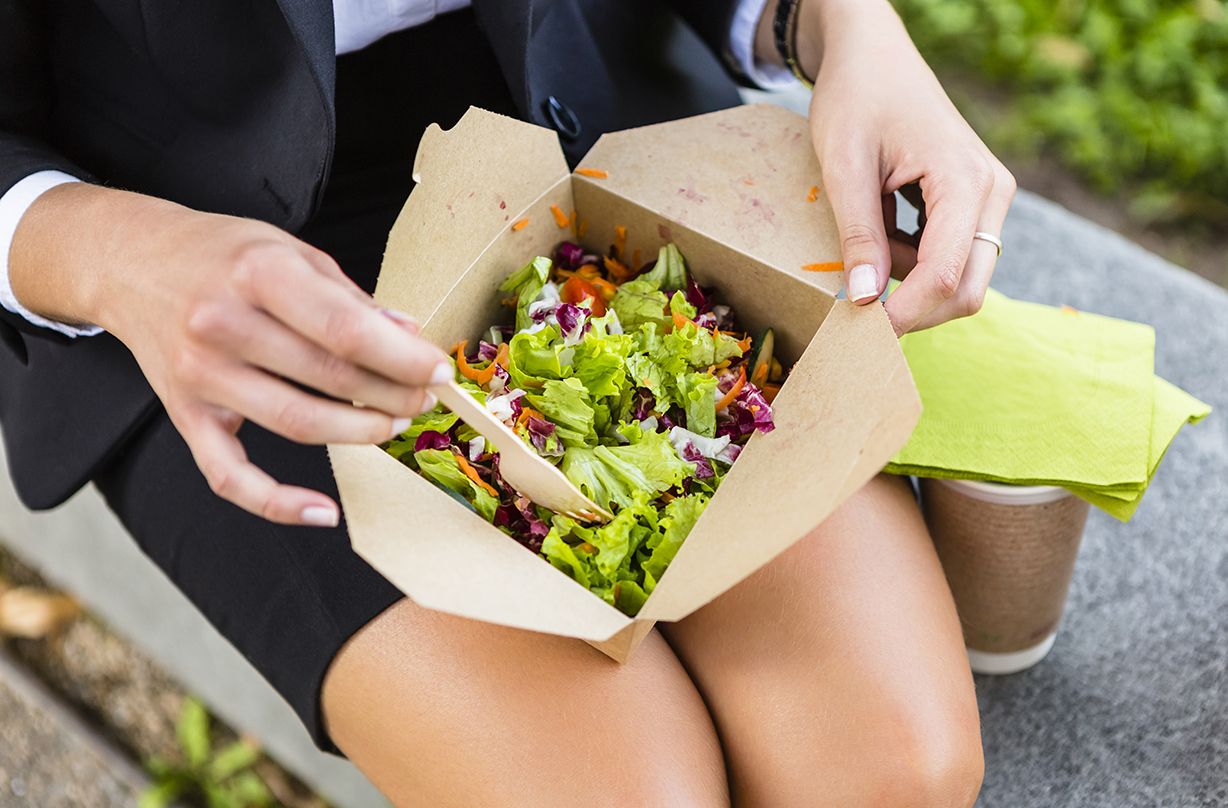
[234,247,449,387]
[175,403,340,526]
[912,165,1016,331]
[822,147,892,305]
[197,306,436,418]
[883,158,994,335]
[202,363,412,446]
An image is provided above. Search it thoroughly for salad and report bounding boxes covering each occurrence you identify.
[386,239,787,616]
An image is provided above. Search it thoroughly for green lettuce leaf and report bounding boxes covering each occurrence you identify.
[525,378,597,448]
[541,527,593,588]
[675,371,718,437]
[611,280,670,330]
[638,243,688,292]
[507,325,572,389]
[413,449,499,520]
[499,255,552,332]
[642,493,708,583]
[571,331,633,398]
[668,290,697,320]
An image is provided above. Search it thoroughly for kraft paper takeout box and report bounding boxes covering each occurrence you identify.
[329,105,920,661]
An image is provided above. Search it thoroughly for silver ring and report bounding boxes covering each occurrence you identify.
[973,231,1003,257]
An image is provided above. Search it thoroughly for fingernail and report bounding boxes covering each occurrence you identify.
[300,505,339,528]
[846,264,881,303]
[429,363,453,385]
[420,392,438,413]
[391,417,412,437]
[381,308,420,334]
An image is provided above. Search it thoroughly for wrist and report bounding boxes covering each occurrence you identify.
[792,0,901,80]
[10,184,187,331]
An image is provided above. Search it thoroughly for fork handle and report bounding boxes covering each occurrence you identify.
[429,379,523,456]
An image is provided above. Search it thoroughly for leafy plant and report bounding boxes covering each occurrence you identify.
[892,0,1228,230]
[140,698,276,808]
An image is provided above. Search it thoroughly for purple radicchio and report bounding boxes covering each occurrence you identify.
[413,430,453,452]
[553,241,584,269]
[554,302,591,345]
[525,415,563,458]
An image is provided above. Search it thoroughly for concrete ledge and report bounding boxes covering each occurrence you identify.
[0,445,389,808]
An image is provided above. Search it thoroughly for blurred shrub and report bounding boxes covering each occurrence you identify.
[893,0,1228,227]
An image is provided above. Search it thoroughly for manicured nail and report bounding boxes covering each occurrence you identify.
[846,264,880,303]
[381,308,420,334]
[420,392,438,413]
[300,505,339,527]
[429,363,453,385]
[391,417,412,437]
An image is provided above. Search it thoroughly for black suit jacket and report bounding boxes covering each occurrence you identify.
[0,0,744,509]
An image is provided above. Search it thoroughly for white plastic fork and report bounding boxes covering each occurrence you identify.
[430,379,613,523]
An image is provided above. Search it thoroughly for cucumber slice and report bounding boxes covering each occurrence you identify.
[749,328,775,386]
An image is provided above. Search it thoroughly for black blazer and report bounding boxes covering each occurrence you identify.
[0,0,744,509]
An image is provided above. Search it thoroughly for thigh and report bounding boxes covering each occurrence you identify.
[322,604,728,807]
[662,474,983,808]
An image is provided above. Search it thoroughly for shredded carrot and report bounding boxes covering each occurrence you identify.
[577,218,589,238]
[578,542,597,554]
[806,185,820,202]
[549,204,569,228]
[751,361,769,387]
[802,261,844,272]
[590,277,619,301]
[577,265,601,280]
[716,366,747,411]
[449,340,468,357]
[456,340,504,386]
[511,218,529,231]
[613,225,627,259]
[493,342,510,369]
[743,177,755,186]
[603,255,634,283]
[736,335,752,353]
[762,383,782,404]
[576,168,608,179]
[454,452,499,497]
[516,406,543,430]
[1061,305,1080,315]
[672,310,691,332]
[660,491,676,503]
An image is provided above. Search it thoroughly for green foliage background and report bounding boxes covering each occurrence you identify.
[891,0,1228,228]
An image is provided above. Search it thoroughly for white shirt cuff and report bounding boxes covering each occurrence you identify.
[0,171,102,338]
[730,0,802,91]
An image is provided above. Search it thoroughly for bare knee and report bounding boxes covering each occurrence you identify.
[854,705,984,808]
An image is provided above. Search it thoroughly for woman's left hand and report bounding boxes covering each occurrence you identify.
[762,0,1016,335]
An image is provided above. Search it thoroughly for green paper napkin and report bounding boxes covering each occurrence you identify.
[884,289,1210,521]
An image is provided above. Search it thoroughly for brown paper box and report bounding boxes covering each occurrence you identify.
[328,105,921,662]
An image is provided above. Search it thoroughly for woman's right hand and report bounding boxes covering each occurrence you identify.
[10,184,449,527]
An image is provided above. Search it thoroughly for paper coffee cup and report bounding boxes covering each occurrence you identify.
[919,478,1090,675]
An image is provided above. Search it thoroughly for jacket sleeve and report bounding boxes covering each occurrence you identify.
[0,0,93,342]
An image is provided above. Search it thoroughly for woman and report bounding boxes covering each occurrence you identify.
[1,0,1013,803]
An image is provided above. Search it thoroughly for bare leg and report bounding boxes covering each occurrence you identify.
[322,600,729,807]
[662,474,983,808]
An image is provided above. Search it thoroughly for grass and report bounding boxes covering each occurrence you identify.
[892,0,1228,233]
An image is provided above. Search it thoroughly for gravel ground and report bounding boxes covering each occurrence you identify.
[0,550,327,808]
[0,654,144,807]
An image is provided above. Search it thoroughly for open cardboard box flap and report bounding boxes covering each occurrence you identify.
[330,105,919,658]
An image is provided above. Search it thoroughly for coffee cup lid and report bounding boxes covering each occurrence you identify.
[935,478,1072,506]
